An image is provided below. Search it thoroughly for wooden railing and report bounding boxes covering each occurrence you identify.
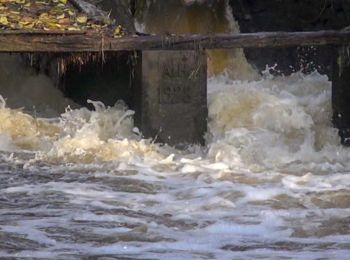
[0,30,349,52]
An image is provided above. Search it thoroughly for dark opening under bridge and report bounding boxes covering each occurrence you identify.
[1,29,350,145]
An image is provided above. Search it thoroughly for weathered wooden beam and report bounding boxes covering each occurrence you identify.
[0,30,350,52]
[0,30,86,35]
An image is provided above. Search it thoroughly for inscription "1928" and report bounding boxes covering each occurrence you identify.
[159,56,195,104]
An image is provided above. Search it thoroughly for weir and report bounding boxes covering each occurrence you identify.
[1,0,350,146]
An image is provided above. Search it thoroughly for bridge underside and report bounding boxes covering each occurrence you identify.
[1,30,350,146]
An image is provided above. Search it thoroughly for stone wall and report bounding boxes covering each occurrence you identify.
[134,0,257,79]
[229,0,350,76]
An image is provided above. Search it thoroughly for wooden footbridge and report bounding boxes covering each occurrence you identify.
[1,0,350,145]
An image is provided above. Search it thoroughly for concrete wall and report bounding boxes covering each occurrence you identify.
[229,0,350,76]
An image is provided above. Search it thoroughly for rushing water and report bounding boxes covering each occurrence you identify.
[1,1,350,258]
[1,53,350,259]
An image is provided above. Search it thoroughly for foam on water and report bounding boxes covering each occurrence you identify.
[1,35,350,260]
[0,97,168,167]
[207,70,347,173]
[0,65,345,173]
[0,54,76,117]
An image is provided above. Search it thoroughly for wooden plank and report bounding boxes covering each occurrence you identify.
[0,30,350,52]
[0,30,86,35]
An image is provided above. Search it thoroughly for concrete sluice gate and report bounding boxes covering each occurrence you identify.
[1,0,350,146]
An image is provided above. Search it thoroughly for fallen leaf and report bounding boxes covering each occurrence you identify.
[0,16,8,25]
[76,15,87,24]
[67,9,74,16]
[67,26,80,31]
[23,22,34,28]
[58,17,69,25]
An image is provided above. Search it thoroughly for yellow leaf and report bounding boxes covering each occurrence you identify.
[0,16,8,25]
[90,24,101,29]
[58,18,69,25]
[59,0,67,4]
[39,13,49,19]
[48,22,61,28]
[57,13,65,19]
[114,25,122,35]
[23,22,34,29]
[19,16,33,25]
[67,10,75,16]
[76,15,87,24]
[67,26,80,31]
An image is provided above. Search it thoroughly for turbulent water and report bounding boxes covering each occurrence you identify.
[0,4,349,257]
[0,52,350,259]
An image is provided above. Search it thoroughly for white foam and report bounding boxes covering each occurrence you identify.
[207,71,348,172]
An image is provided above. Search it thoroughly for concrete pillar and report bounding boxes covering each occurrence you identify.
[133,50,207,146]
[333,45,350,146]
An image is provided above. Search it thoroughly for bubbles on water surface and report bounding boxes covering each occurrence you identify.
[207,71,347,172]
[0,47,350,259]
